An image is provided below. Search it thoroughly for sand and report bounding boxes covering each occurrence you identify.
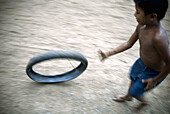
[0,0,170,113]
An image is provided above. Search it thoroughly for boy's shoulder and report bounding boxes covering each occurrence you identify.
[153,25,168,43]
[136,24,168,41]
[136,24,146,33]
[150,25,169,48]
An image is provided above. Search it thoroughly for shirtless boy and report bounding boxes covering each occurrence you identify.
[98,0,170,111]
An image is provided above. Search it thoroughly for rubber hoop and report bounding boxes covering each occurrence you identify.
[26,50,88,83]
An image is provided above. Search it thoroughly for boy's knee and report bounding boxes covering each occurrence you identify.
[129,88,139,97]
[129,84,145,98]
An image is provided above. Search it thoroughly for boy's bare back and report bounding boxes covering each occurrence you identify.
[138,24,169,71]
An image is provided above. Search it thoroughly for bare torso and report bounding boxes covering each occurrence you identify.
[138,25,168,71]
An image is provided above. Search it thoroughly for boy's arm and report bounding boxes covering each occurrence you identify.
[98,25,139,61]
[143,34,170,90]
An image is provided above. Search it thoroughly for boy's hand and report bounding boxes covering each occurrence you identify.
[142,78,157,90]
[98,49,108,62]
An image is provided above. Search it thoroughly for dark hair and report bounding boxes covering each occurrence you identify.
[134,0,168,20]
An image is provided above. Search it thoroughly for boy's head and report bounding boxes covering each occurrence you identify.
[134,0,168,20]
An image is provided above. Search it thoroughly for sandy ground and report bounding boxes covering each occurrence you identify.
[0,0,170,114]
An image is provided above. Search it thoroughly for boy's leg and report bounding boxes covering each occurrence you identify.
[129,79,149,111]
[135,95,147,104]
[126,81,134,97]
[133,95,148,111]
[132,76,166,111]
[113,81,134,101]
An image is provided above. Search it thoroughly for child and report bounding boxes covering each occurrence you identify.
[98,0,170,111]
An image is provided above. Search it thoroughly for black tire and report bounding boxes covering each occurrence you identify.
[26,50,88,83]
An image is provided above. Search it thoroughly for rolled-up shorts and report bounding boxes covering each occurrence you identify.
[129,58,166,97]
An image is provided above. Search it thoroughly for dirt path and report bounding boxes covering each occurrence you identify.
[0,0,170,114]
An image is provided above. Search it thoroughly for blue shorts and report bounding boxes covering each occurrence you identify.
[129,58,166,97]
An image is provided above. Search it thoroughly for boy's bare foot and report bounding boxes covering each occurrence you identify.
[133,102,149,112]
[112,95,133,102]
